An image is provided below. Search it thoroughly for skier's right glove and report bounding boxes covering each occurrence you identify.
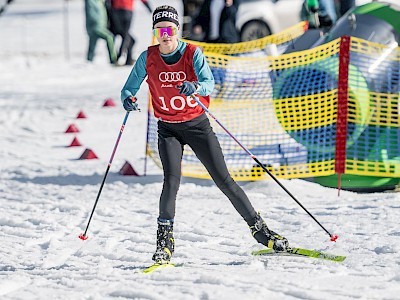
[123,96,139,111]
[178,81,199,96]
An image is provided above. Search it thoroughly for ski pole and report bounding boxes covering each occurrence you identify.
[187,92,338,242]
[79,111,130,240]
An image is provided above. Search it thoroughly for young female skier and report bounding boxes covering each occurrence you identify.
[120,5,288,264]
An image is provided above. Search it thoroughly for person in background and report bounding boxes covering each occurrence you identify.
[339,0,355,17]
[191,0,225,42]
[107,0,152,66]
[181,0,204,38]
[301,0,337,28]
[318,0,337,25]
[191,0,241,43]
[85,0,117,64]
[120,5,289,264]
[218,0,241,43]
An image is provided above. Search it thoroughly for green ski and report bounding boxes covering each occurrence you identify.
[252,247,346,262]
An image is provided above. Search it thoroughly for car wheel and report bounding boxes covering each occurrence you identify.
[240,20,272,41]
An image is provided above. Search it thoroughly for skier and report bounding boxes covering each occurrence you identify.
[120,5,289,264]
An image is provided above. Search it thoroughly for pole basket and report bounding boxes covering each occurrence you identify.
[79,233,89,240]
[330,234,339,242]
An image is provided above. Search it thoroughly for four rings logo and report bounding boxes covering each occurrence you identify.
[159,71,186,82]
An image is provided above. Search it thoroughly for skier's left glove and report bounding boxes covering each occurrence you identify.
[123,96,139,111]
[178,81,200,96]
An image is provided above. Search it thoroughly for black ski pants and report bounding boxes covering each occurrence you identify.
[109,9,135,63]
[157,114,257,224]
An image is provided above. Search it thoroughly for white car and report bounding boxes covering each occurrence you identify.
[236,0,394,41]
[236,0,304,41]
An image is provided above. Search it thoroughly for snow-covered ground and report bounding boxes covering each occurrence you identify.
[1,0,400,299]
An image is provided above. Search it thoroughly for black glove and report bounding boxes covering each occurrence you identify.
[178,81,198,96]
[123,96,139,111]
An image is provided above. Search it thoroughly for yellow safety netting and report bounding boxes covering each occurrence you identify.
[146,34,399,182]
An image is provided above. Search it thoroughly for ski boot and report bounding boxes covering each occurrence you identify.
[152,218,174,264]
[249,213,289,252]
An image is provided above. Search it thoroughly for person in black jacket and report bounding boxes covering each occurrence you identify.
[191,0,240,43]
[219,0,240,43]
[107,0,152,65]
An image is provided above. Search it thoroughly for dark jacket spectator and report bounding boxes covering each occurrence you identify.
[107,0,152,65]
[192,0,240,43]
[219,0,240,43]
[192,0,222,42]
[339,0,355,17]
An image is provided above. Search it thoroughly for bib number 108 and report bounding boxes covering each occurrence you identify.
[159,96,198,111]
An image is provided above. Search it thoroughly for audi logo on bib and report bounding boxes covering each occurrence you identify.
[159,71,186,82]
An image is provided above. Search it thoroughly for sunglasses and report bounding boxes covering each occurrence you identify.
[153,27,178,38]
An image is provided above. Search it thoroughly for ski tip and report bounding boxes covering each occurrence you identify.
[79,233,88,240]
[330,234,339,242]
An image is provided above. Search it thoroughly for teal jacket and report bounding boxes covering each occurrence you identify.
[121,40,215,101]
[85,0,108,33]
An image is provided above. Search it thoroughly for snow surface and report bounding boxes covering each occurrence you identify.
[1,0,400,299]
